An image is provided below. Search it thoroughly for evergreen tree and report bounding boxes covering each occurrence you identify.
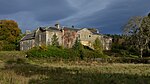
[73,38,84,60]
[93,37,103,54]
[73,37,83,50]
[51,33,59,46]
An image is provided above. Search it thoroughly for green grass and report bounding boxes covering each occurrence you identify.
[0,51,150,84]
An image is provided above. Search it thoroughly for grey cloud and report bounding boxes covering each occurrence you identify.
[0,0,24,14]
[0,0,76,22]
[64,0,150,34]
[0,0,150,34]
[33,1,76,22]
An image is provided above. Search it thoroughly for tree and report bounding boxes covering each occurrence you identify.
[72,38,84,59]
[73,37,84,50]
[0,20,21,50]
[123,15,150,57]
[51,33,59,46]
[93,37,103,54]
[0,20,21,42]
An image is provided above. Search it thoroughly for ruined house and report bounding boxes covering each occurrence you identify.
[20,24,112,51]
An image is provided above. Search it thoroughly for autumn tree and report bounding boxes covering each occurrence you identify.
[0,20,21,50]
[123,15,150,57]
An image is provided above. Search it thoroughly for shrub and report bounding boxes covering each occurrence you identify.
[26,46,80,59]
[26,44,109,60]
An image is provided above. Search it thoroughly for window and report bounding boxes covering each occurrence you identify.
[78,34,80,38]
[89,35,91,37]
[21,47,23,50]
[39,35,41,41]
[48,38,51,44]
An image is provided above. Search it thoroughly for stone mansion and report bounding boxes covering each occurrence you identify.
[20,24,112,51]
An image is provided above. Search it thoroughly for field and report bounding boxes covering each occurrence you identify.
[0,51,150,84]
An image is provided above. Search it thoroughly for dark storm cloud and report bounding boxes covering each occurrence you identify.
[33,1,76,22]
[0,0,23,14]
[0,0,150,34]
[66,0,150,34]
[0,0,76,22]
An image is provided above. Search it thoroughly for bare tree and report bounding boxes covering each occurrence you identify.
[123,16,150,58]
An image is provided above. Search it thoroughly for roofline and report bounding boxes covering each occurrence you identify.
[20,38,35,41]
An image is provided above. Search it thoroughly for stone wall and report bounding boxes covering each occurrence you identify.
[20,39,35,51]
[63,29,77,48]
[35,29,46,46]
[46,30,62,46]
[20,27,112,51]
[77,28,102,48]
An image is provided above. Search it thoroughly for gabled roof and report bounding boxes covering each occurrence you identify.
[46,27,60,31]
[63,27,80,31]
[87,28,98,33]
[21,33,35,41]
[39,26,60,31]
[40,26,81,32]
[92,32,102,35]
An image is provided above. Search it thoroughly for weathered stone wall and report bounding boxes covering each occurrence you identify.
[46,30,62,46]
[35,29,46,46]
[77,28,102,48]
[103,37,112,50]
[63,29,77,48]
[20,27,112,51]
[20,39,35,51]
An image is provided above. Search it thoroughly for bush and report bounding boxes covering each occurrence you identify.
[26,46,79,59]
[26,45,108,60]
[2,44,17,51]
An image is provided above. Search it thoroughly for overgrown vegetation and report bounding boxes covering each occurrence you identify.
[26,36,106,60]
[0,51,150,84]
[26,45,105,60]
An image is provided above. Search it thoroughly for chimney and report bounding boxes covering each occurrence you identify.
[148,13,150,18]
[25,30,31,35]
[72,25,74,28]
[96,29,99,33]
[55,23,60,29]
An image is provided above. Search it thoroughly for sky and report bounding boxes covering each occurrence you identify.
[0,0,150,34]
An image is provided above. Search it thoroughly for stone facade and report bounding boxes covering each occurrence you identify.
[77,28,100,48]
[20,33,35,51]
[20,24,112,51]
[62,27,79,48]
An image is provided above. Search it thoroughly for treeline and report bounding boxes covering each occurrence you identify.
[0,20,22,51]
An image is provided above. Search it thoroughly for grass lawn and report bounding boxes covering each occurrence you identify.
[0,51,150,84]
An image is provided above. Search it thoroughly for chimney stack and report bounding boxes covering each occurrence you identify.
[72,25,74,28]
[55,23,60,29]
[25,30,31,35]
[148,13,150,18]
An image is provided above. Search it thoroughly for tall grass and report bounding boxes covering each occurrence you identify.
[0,51,149,84]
